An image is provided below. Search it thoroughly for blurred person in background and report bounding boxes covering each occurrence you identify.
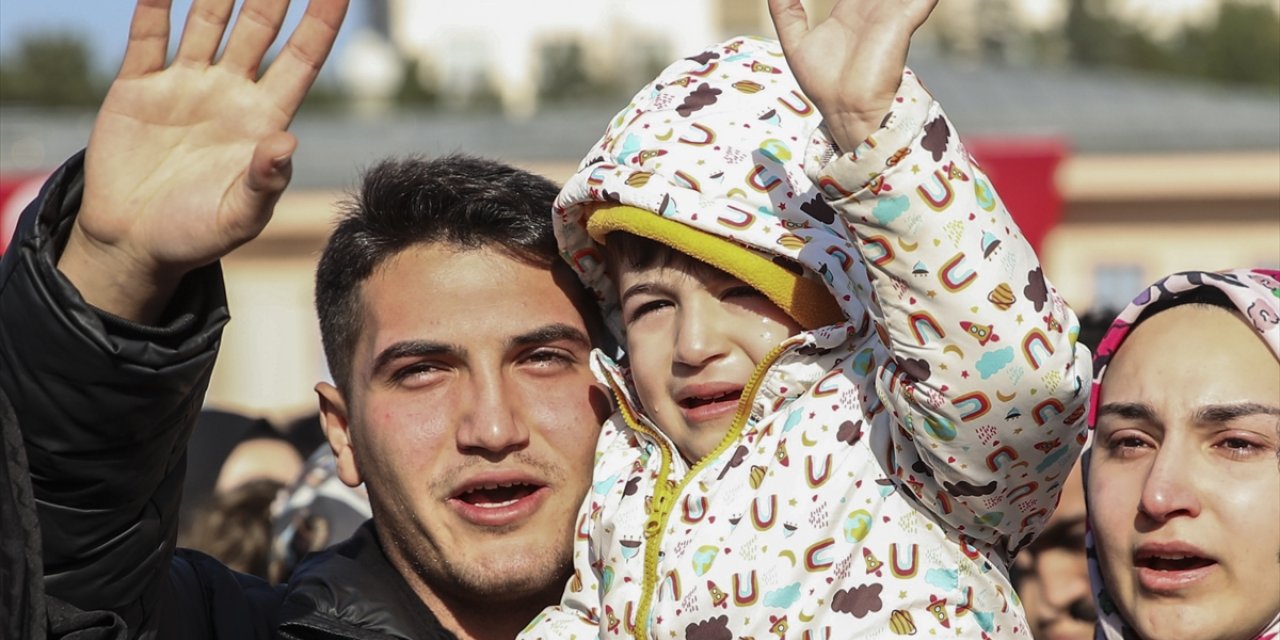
[1014,307,1117,640]
[267,444,372,584]
[1084,269,1279,640]
[178,409,304,581]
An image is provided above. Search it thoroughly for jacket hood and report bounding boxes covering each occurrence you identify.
[553,35,867,346]
[1082,268,1280,640]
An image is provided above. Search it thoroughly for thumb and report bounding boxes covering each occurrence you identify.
[226,131,295,243]
[244,131,297,211]
[225,132,297,244]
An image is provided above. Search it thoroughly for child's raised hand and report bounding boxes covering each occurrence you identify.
[767,0,938,152]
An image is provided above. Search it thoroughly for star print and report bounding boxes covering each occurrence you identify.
[1016,314,1024,324]
[927,290,937,298]
[961,370,970,379]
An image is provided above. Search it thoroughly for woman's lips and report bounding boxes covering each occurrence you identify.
[1133,542,1218,594]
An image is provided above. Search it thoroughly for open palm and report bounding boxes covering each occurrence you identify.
[768,0,938,151]
[67,0,347,319]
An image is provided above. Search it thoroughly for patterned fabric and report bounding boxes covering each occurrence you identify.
[1082,268,1280,640]
[523,36,1091,639]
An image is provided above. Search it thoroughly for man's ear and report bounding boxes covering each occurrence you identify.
[317,382,362,488]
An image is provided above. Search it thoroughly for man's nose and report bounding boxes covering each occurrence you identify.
[455,374,530,455]
[1138,442,1201,522]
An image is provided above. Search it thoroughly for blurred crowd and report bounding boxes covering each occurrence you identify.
[180,410,370,585]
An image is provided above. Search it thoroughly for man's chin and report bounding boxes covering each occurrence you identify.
[441,541,572,602]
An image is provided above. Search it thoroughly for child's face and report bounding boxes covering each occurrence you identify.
[616,253,802,462]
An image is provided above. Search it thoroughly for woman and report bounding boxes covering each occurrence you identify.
[1083,268,1280,640]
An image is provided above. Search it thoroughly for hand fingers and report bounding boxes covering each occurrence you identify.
[767,0,811,53]
[119,0,172,78]
[220,0,290,78]
[259,0,349,118]
[235,131,298,232]
[905,0,941,34]
[175,0,236,65]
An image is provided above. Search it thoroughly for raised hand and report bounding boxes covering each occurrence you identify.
[767,0,938,153]
[59,0,348,322]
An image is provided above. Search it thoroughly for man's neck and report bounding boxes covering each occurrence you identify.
[375,526,561,639]
[415,587,554,640]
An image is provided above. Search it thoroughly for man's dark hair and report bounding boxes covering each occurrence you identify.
[315,154,602,392]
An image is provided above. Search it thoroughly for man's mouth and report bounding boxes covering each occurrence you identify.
[448,477,550,526]
[456,482,540,508]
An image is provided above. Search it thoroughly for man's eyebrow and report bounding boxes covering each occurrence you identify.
[510,324,592,349]
[372,340,460,376]
[1194,402,1280,424]
[1096,402,1158,423]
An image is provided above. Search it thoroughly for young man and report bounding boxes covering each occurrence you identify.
[0,1,610,638]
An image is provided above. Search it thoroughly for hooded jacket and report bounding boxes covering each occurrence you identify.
[1081,268,1280,640]
[0,152,455,640]
[523,37,1091,639]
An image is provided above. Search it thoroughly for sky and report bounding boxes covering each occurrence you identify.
[0,0,367,78]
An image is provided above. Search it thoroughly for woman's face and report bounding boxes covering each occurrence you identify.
[1089,304,1280,640]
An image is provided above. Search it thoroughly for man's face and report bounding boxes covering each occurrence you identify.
[318,243,611,611]
[1089,305,1279,640]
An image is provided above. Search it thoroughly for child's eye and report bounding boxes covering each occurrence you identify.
[723,285,764,300]
[625,299,671,324]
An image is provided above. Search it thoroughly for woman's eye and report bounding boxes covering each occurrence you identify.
[1215,435,1270,460]
[1103,432,1152,458]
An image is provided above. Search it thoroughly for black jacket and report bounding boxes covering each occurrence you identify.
[0,153,454,640]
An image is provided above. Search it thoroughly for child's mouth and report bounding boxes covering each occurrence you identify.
[679,390,741,409]
[676,387,744,424]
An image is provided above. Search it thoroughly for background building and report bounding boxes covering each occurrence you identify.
[1,0,1276,420]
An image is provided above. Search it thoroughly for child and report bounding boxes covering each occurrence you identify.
[524,1,1090,637]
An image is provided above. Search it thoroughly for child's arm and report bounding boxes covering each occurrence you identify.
[771,0,1091,556]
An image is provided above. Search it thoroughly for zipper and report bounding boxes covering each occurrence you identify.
[614,337,798,638]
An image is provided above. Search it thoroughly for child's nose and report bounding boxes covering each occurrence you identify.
[672,304,731,368]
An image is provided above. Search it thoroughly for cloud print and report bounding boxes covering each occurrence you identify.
[872,195,909,225]
[764,583,802,608]
[944,479,998,497]
[975,347,1015,379]
[677,84,723,117]
[832,583,884,618]
[685,615,731,640]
